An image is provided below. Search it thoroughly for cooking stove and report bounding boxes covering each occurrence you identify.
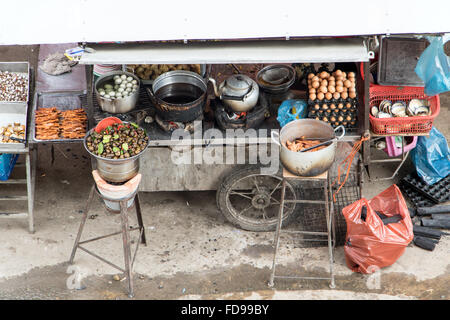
[154,113,203,133]
[213,93,269,130]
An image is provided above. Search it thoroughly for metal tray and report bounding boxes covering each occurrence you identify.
[377,36,428,86]
[30,91,92,143]
[0,61,30,104]
[0,103,28,151]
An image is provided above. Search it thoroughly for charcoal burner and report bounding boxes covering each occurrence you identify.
[154,113,203,134]
[213,93,269,130]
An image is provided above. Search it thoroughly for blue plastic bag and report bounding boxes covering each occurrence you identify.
[277,99,307,127]
[411,127,450,185]
[0,153,19,181]
[414,35,450,96]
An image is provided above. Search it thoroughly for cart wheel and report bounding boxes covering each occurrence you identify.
[216,166,297,232]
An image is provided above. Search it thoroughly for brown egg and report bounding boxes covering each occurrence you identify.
[330,116,336,122]
[346,115,352,121]
[314,104,320,110]
[315,116,321,120]
[349,92,356,99]
[309,88,316,94]
[344,80,352,88]
[349,87,356,93]
[325,92,333,100]
[323,116,329,122]
[328,86,336,93]
[320,71,329,79]
[330,103,336,110]
[312,81,320,89]
[348,72,355,78]
[317,92,325,100]
[321,79,328,87]
[319,86,328,94]
[346,102,352,108]
[336,80,344,87]
[338,115,344,122]
[328,81,336,87]
[328,76,335,81]
[322,104,329,110]
[342,72,347,78]
[309,93,316,100]
[333,92,340,99]
[336,86,344,93]
[308,73,315,79]
[335,70,343,76]
[341,92,348,99]
[312,76,319,82]
[338,103,344,109]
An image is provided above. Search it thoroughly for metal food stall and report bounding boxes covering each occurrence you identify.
[1,0,448,236]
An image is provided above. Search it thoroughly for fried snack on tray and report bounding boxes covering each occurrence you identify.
[285,136,327,152]
[35,107,61,140]
[35,107,87,140]
[61,109,87,139]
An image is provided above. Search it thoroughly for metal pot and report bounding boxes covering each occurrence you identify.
[146,70,207,122]
[94,71,140,114]
[271,119,345,177]
[208,74,259,112]
[83,124,149,183]
[256,64,296,94]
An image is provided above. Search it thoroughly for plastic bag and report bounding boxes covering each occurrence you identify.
[342,185,414,274]
[411,126,450,185]
[414,35,450,96]
[276,99,307,127]
[0,153,19,181]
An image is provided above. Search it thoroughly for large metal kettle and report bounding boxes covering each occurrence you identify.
[208,74,259,112]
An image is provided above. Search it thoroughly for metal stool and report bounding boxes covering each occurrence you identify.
[268,168,335,288]
[69,184,147,298]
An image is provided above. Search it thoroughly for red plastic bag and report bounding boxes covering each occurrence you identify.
[342,185,414,274]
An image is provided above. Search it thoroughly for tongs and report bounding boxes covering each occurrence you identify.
[0,134,26,143]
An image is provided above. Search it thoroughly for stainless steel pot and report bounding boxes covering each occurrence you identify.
[147,70,207,122]
[271,119,345,176]
[83,124,149,183]
[94,71,140,114]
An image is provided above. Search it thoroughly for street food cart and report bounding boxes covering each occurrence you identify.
[0,0,448,236]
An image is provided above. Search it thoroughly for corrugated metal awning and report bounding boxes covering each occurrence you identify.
[80,38,370,65]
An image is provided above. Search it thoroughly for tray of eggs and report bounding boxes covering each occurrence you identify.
[307,101,357,129]
[307,70,357,105]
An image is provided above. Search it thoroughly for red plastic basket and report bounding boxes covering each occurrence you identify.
[369,85,440,135]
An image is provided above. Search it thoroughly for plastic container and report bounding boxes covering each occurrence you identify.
[0,153,19,181]
[383,136,418,157]
[369,85,440,135]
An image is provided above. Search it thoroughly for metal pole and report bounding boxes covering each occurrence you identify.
[120,200,134,298]
[268,179,286,287]
[134,193,147,245]
[324,176,335,289]
[25,149,34,233]
[69,185,95,264]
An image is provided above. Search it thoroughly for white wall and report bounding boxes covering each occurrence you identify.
[1,0,449,45]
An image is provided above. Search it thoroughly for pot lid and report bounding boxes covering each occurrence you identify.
[225,74,252,91]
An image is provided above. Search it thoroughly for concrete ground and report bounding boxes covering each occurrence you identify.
[0,46,449,300]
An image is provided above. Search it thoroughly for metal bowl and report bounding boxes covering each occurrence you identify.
[83,123,149,183]
[256,64,296,94]
[94,71,140,114]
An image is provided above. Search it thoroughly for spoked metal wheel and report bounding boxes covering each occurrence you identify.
[217,166,297,232]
